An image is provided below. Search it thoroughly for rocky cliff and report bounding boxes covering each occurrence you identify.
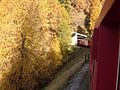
[60,0,105,36]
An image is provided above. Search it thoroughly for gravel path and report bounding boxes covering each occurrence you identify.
[63,63,89,90]
[41,48,89,90]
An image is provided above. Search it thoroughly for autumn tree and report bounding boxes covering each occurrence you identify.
[0,0,72,90]
[89,0,105,32]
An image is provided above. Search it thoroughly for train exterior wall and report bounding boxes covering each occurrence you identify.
[90,0,120,90]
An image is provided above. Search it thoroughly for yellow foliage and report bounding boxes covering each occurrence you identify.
[89,0,105,31]
[0,0,71,90]
[58,7,71,60]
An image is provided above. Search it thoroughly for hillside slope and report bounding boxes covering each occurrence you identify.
[59,0,105,36]
[0,0,71,90]
[0,0,105,90]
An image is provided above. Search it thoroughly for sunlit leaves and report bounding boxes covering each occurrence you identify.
[89,0,105,31]
[0,0,72,89]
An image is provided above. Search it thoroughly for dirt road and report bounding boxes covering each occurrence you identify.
[63,62,89,90]
[41,48,89,90]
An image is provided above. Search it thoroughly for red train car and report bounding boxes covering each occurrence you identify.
[77,39,90,48]
[90,0,120,90]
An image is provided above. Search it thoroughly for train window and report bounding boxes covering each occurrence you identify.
[71,33,76,37]
[77,35,86,39]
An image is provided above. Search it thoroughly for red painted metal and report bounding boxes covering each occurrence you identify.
[90,0,120,90]
[90,26,120,90]
[77,39,90,48]
[95,0,115,28]
[102,0,120,26]
[90,28,99,90]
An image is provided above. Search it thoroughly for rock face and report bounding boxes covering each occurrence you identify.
[67,0,105,35]
[70,0,92,32]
